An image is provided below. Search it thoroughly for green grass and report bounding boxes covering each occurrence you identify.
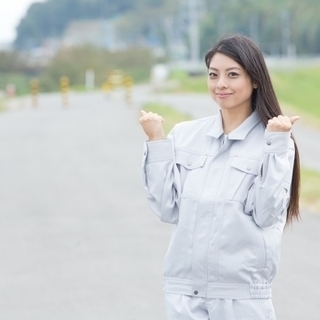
[300,167,320,214]
[0,73,31,96]
[168,70,207,93]
[168,68,320,129]
[141,102,193,135]
[270,68,320,127]
[0,98,4,112]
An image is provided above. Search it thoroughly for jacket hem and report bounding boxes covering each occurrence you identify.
[163,277,272,299]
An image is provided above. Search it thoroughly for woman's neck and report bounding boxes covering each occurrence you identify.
[221,108,252,135]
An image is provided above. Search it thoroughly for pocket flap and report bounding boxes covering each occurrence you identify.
[175,150,207,170]
[231,157,260,175]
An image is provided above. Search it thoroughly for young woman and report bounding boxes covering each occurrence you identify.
[139,34,300,320]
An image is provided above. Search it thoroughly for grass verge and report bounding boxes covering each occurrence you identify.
[168,68,320,130]
[168,70,207,93]
[300,168,320,214]
[140,101,320,215]
[141,101,193,134]
[270,68,320,129]
[0,73,31,96]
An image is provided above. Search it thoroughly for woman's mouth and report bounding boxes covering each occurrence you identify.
[216,93,232,98]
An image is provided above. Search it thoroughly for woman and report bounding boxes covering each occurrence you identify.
[139,34,300,320]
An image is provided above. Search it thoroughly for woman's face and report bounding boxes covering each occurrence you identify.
[207,53,255,113]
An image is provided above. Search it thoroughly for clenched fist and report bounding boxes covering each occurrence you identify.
[139,110,165,141]
[267,115,300,132]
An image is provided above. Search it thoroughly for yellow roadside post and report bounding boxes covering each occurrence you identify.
[108,69,124,90]
[60,76,69,107]
[102,80,111,94]
[30,79,39,108]
[124,75,133,106]
[103,69,133,105]
[105,69,124,101]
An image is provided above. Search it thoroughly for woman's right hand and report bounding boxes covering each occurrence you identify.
[139,110,165,141]
[266,115,300,132]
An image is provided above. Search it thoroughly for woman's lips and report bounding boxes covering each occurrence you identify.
[216,93,232,98]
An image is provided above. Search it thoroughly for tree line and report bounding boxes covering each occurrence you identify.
[14,0,320,55]
[14,0,175,49]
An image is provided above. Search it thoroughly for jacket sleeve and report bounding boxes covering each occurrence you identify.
[141,131,181,224]
[244,131,295,228]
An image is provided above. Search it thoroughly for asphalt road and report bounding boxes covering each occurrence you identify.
[0,88,319,319]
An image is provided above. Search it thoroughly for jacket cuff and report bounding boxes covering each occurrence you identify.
[144,139,174,163]
[264,131,290,154]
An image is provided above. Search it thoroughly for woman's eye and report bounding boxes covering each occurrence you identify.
[228,72,239,77]
[209,72,217,78]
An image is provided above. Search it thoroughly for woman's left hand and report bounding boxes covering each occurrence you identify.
[266,115,300,132]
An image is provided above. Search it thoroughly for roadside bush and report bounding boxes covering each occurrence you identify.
[0,73,31,96]
[40,45,155,91]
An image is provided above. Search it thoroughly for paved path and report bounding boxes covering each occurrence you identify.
[0,92,170,319]
[0,89,319,319]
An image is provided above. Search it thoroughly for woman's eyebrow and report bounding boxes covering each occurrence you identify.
[209,67,241,71]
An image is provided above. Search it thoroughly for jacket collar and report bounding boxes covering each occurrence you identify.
[206,109,260,140]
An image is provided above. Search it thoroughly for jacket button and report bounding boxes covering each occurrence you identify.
[187,162,192,166]
[194,290,198,295]
[247,167,251,171]
[267,141,271,145]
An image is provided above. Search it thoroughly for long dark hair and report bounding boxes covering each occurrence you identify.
[205,34,300,225]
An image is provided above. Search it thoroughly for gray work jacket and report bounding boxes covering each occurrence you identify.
[142,110,295,300]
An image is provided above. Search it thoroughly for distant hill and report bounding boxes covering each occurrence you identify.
[14,0,177,50]
[14,0,320,55]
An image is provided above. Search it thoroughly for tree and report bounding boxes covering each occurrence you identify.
[13,0,320,54]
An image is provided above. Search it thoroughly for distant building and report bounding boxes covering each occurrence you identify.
[61,19,126,51]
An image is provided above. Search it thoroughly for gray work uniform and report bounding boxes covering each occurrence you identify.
[141,110,295,319]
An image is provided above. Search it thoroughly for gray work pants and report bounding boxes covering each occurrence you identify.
[165,293,276,320]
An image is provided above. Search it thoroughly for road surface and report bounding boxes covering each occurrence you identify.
[0,89,319,319]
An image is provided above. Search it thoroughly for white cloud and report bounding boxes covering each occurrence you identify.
[0,0,45,43]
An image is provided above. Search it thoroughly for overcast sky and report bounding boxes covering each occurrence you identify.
[0,0,45,43]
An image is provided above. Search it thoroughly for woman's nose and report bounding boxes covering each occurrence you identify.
[216,76,228,89]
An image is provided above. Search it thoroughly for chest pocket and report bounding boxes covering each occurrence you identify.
[176,150,207,169]
[175,150,207,198]
[226,157,260,203]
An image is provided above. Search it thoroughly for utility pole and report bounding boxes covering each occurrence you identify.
[163,15,175,60]
[188,0,200,63]
[281,10,294,58]
[249,14,259,46]
[164,0,205,68]
[213,0,226,38]
[175,0,205,64]
[217,13,227,38]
